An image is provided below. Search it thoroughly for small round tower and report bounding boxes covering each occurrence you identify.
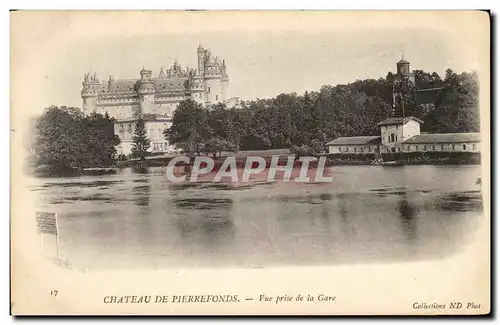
[396,51,411,76]
[138,67,155,95]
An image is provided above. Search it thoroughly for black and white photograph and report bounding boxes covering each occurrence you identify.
[10,10,490,315]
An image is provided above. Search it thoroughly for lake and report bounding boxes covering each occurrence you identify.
[29,165,483,270]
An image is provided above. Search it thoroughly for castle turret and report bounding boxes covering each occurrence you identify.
[138,67,155,114]
[196,47,228,105]
[81,72,100,115]
[396,51,411,76]
[220,59,229,102]
[158,67,166,79]
[197,44,205,75]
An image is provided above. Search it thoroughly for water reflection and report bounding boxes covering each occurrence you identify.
[433,191,483,212]
[132,166,150,174]
[31,165,483,270]
[133,184,151,207]
[170,194,235,252]
[397,193,419,243]
[337,193,350,236]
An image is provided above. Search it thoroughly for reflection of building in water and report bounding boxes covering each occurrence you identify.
[170,194,235,250]
[397,193,419,242]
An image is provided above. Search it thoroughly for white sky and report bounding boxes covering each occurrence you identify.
[11,11,488,116]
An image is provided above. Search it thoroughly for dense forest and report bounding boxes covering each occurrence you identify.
[166,68,480,156]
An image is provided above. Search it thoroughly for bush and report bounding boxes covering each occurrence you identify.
[116,154,128,161]
[291,145,316,157]
[390,151,481,165]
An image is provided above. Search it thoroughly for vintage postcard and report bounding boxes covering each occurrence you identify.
[10,10,490,315]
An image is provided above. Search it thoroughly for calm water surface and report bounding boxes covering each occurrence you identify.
[29,165,483,270]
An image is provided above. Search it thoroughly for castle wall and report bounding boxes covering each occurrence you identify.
[83,45,229,154]
[204,78,223,104]
[82,97,97,115]
[96,103,139,119]
[114,119,173,156]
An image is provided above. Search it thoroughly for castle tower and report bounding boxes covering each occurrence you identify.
[188,70,205,105]
[197,44,205,75]
[392,51,415,118]
[199,48,227,105]
[396,51,411,76]
[220,59,229,102]
[138,67,155,114]
[81,72,99,115]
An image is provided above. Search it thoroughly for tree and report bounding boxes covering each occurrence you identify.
[203,137,236,158]
[34,106,86,171]
[164,68,479,154]
[165,99,207,155]
[81,112,121,167]
[393,76,416,117]
[424,71,479,133]
[131,114,151,160]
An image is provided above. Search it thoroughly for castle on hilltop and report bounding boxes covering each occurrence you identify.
[81,44,229,119]
[80,45,231,156]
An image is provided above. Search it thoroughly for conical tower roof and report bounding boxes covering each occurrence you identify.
[397,50,409,64]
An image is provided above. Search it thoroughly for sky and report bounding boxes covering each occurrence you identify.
[11,11,488,117]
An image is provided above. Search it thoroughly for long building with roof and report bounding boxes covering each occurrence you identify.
[327,116,481,156]
[81,44,233,156]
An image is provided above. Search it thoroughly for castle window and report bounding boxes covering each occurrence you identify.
[423,145,427,151]
[407,145,410,151]
[354,147,357,153]
[432,145,436,151]
[368,146,372,152]
[208,87,211,93]
[338,147,342,152]
[390,134,395,142]
[452,144,456,151]
[463,144,467,150]
[360,147,364,153]
[473,144,477,150]
[416,145,419,151]
[441,144,445,150]
[216,95,219,101]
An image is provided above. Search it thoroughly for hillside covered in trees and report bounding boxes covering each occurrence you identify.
[167,68,480,156]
